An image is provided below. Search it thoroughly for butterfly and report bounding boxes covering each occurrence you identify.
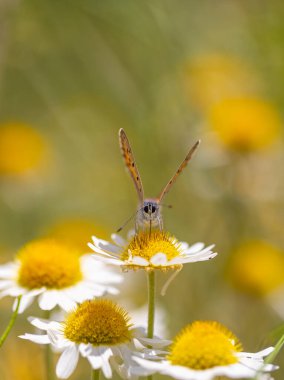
[118,128,200,232]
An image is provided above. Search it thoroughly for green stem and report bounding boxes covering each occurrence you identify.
[147,271,156,380]
[91,369,100,380]
[147,271,155,339]
[0,295,22,348]
[265,332,284,364]
[253,331,284,380]
[44,310,54,380]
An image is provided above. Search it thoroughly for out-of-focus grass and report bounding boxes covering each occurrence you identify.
[0,1,284,379]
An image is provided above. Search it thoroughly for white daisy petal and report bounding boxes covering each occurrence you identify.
[91,254,125,266]
[0,280,14,290]
[56,344,79,379]
[16,294,35,314]
[131,256,149,266]
[0,262,19,278]
[0,285,25,298]
[185,242,205,254]
[91,237,121,254]
[19,333,50,344]
[28,317,62,331]
[58,294,77,312]
[39,291,59,310]
[150,253,168,266]
[111,234,127,247]
[237,347,274,358]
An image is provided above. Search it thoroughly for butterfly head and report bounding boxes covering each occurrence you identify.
[139,199,161,225]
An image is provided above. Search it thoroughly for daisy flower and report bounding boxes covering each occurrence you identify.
[20,299,170,379]
[88,230,217,271]
[0,239,122,313]
[133,321,278,380]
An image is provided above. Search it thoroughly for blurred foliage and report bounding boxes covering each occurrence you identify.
[0,0,284,379]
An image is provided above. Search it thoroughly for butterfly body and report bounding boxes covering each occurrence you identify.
[118,128,200,233]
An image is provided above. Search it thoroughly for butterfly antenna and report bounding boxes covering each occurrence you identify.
[116,209,140,233]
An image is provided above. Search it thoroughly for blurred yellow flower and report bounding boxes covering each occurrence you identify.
[0,341,44,380]
[183,54,258,110]
[48,218,110,254]
[227,241,284,297]
[0,122,48,176]
[209,97,281,152]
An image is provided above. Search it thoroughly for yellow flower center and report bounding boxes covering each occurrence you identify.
[228,241,284,296]
[64,299,133,345]
[121,230,182,266]
[168,321,242,370]
[17,239,82,289]
[209,97,281,152]
[0,123,48,175]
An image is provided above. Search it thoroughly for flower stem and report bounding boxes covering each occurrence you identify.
[147,271,156,339]
[44,310,54,380]
[91,369,100,380]
[0,295,22,348]
[147,271,156,380]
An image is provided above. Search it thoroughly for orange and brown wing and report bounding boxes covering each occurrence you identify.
[158,140,200,202]
[119,128,144,204]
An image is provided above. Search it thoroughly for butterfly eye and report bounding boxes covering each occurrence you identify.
[144,205,149,213]
[152,206,156,213]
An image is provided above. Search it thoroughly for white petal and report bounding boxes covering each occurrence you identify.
[0,285,25,298]
[150,253,168,266]
[90,253,124,266]
[88,355,103,369]
[186,242,205,254]
[111,234,126,247]
[91,236,121,254]
[131,256,149,266]
[16,294,35,314]
[101,354,113,378]
[179,242,189,250]
[238,347,274,358]
[55,294,76,312]
[0,262,18,279]
[81,256,122,284]
[88,244,120,258]
[39,291,59,310]
[29,316,62,331]
[56,344,79,379]
[179,252,217,263]
[0,280,14,290]
[19,333,50,344]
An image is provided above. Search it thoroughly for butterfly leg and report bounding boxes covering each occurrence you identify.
[158,216,163,231]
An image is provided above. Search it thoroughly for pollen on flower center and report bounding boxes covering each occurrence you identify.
[121,230,182,263]
[168,321,242,370]
[17,239,82,289]
[64,299,133,346]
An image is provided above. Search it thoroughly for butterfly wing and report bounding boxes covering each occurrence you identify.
[158,140,200,202]
[119,128,144,204]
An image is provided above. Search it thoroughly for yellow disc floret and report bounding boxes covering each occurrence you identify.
[17,239,82,289]
[64,299,133,346]
[168,321,242,370]
[0,122,48,175]
[228,241,284,296]
[121,230,182,266]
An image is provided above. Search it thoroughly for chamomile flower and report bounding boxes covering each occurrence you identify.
[0,239,122,313]
[133,321,277,380]
[20,299,169,379]
[88,230,217,271]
